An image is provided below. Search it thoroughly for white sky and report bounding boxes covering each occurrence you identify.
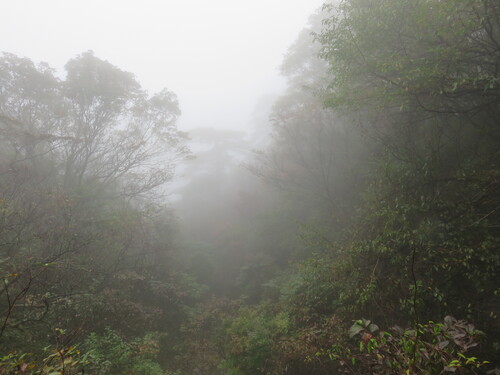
[0,0,324,131]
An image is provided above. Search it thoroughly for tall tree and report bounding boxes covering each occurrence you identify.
[0,52,192,361]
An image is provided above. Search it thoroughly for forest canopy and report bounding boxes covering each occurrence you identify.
[1,1,499,374]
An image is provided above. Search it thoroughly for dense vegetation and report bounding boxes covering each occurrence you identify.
[1,0,499,374]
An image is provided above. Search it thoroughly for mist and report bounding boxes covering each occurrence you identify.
[0,0,324,132]
[1,1,499,374]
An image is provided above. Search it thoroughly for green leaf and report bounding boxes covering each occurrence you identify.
[349,323,364,338]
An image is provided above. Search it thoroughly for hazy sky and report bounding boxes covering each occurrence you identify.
[0,0,324,131]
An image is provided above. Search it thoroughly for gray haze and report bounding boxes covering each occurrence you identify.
[0,0,324,132]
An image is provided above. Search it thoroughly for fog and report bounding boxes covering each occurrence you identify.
[1,0,324,131]
[1,0,499,373]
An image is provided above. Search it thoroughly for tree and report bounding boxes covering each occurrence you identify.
[318,0,500,119]
[315,0,500,348]
[252,9,370,229]
[0,51,188,199]
[0,52,193,360]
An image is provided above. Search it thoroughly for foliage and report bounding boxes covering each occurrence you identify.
[333,317,492,374]
[81,328,166,375]
[0,330,168,375]
[0,52,194,373]
[0,345,86,375]
[222,304,291,375]
[174,297,242,375]
[319,0,500,116]
[232,0,500,373]
[2,0,500,373]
